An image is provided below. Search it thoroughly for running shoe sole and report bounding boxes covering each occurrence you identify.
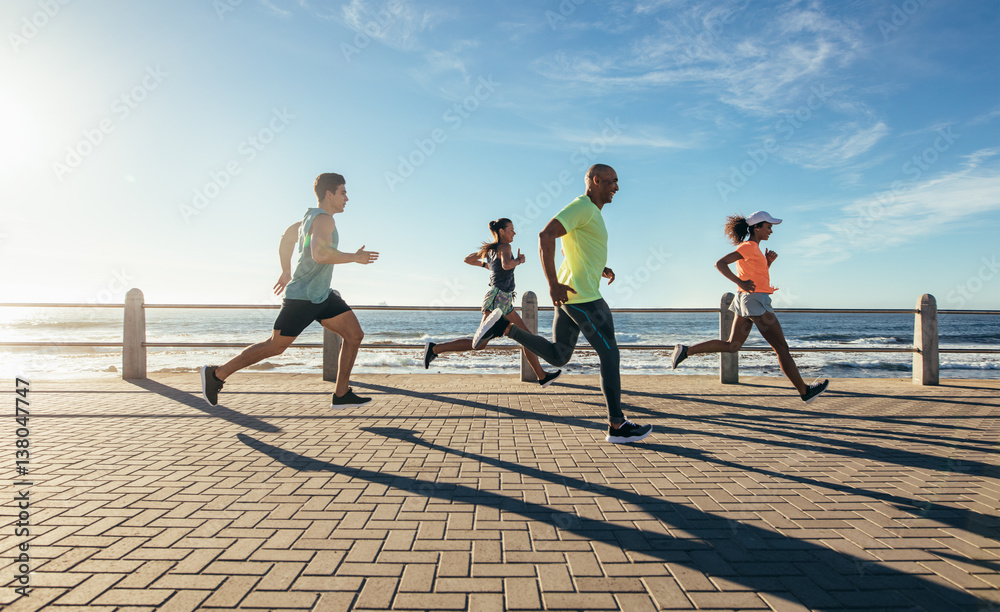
[423,342,435,369]
[802,379,830,404]
[670,344,687,369]
[539,370,562,388]
[199,365,218,406]
[606,426,653,444]
[331,399,372,409]
[473,309,504,349]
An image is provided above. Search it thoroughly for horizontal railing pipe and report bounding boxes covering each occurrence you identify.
[2,293,997,383]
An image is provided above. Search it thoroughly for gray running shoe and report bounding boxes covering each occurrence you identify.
[200,366,224,406]
[331,388,372,409]
[538,369,562,388]
[801,379,830,404]
[670,344,688,369]
[423,342,437,369]
[606,420,652,444]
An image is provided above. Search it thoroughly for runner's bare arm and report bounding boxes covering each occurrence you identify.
[273,222,300,295]
[465,252,483,267]
[716,251,754,292]
[539,219,575,306]
[498,243,524,270]
[308,214,379,265]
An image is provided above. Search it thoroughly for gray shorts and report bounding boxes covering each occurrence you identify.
[729,292,774,318]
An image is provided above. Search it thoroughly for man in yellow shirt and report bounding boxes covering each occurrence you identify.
[473,164,652,444]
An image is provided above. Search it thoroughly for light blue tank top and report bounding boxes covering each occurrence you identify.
[284,208,339,303]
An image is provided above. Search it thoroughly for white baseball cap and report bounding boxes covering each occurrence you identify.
[746,211,782,226]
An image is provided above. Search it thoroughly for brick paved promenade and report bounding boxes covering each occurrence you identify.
[1,374,998,611]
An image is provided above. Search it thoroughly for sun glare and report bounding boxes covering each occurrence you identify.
[0,87,48,176]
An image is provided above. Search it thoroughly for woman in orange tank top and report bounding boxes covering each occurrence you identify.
[670,211,829,403]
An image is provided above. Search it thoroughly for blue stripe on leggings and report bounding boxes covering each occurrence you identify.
[568,304,610,349]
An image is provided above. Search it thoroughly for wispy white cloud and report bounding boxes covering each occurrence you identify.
[469,122,694,152]
[341,0,445,52]
[781,120,889,169]
[338,0,472,88]
[969,105,1000,126]
[634,0,682,15]
[257,0,293,19]
[534,0,866,116]
[790,149,1000,262]
[552,127,691,150]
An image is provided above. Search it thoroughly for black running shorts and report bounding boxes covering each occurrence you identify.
[273,292,352,337]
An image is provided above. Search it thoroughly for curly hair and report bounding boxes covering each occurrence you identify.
[723,214,768,245]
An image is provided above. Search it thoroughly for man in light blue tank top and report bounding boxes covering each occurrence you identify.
[200,173,380,409]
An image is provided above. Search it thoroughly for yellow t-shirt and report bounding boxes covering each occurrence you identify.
[735,241,777,294]
[554,195,608,304]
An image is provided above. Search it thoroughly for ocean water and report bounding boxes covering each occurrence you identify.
[1,307,997,380]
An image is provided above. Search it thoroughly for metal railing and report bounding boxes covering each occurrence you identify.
[2,289,997,385]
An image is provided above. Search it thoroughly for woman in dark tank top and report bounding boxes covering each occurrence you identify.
[420,218,561,387]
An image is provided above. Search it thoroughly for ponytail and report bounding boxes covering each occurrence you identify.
[477,218,512,259]
[724,213,766,245]
[724,214,750,245]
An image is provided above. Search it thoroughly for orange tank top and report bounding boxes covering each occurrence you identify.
[734,241,777,294]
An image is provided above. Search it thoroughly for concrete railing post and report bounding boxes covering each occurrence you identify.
[720,293,738,384]
[913,293,939,386]
[520,291,539,382]
[123,288,146,380]
[323,328,342,383]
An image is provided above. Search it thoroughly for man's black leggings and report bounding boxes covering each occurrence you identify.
[507,298,623,423]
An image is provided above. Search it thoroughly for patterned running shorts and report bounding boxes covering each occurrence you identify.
[482,286,515,315]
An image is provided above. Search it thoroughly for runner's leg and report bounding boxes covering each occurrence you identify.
[506,310,548,379]
[320,310,364,397]
[750,311,808,394]
[565,300,624,425]
[687,314,753,356]
[216,330,296,380]
[432,311,486,355]
[507,305,580,367]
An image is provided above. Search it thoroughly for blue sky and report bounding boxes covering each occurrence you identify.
[1,0,998,310]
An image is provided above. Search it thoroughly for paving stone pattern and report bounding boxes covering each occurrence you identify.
[1,374,998,611]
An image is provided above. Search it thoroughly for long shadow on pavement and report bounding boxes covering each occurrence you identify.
[127,379,281,433]
[356,380,1000,481]
[621,386,986,430]
[648,413,1000,482]
[353,380,999,539]
[239,430,986,611]
[351,380,610,432]
[705,412,999,456]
